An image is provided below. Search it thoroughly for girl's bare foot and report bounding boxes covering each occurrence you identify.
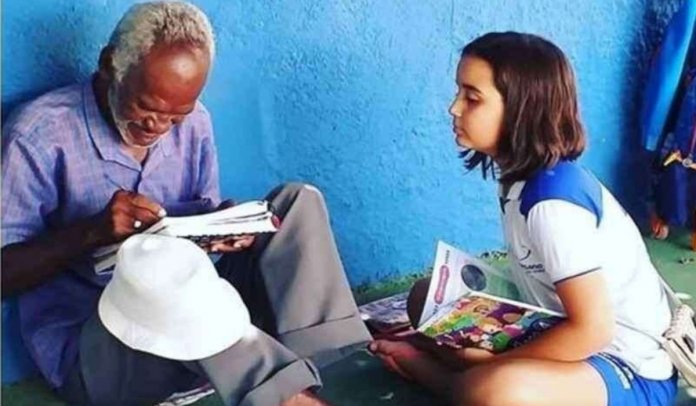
[368,339,454,395]
[368,339,423,380]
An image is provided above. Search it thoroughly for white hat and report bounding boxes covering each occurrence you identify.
[98,234,251,360]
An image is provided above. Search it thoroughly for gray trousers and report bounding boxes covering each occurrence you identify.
[58,183,371,406]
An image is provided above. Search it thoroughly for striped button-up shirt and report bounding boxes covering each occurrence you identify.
[1,79,221,387]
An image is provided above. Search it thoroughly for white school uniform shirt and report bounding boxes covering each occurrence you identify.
[499,161,673,380]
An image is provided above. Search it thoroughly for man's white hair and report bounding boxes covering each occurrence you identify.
[108,1,215,83]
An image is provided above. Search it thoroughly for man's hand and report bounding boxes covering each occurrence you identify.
[203,235,256,253]
[91,190,166,245]
[199,199,256,253]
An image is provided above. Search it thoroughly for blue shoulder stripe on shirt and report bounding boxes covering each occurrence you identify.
[519,161,603,226]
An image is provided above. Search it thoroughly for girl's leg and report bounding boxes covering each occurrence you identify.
[374,281,608,406]
[370,342,608,406]
[369,277,463,396]
[451,358,606,406]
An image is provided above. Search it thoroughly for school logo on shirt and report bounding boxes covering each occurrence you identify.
[519,262,545,274]
[518,247,532,261]
[514,245,544,274]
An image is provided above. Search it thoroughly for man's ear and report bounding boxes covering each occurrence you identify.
[98,46,115,81]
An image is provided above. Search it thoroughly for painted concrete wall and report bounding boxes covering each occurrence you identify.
[0,0,681,381]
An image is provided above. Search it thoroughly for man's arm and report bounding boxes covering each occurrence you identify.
[2,191,165,296]
[2,216,104,296]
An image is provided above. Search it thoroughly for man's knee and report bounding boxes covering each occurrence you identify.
[270,183,325,207]
[278,182,322,197]
[266,183,329,221]
[406,277,430,327]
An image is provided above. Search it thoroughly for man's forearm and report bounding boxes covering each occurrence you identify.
[2,217,104,296]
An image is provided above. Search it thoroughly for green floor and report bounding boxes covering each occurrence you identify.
[3,230,696,406]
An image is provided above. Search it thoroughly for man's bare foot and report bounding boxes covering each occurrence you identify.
[281,390,331,406]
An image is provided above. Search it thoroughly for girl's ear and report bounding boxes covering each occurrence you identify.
[98,46,115,81]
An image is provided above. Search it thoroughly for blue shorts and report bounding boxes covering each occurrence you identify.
[586,353,678,406]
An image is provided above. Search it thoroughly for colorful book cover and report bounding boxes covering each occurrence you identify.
[418,292,564,353]
[418,241,520,327]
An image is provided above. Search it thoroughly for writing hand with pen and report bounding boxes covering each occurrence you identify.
[91,190,167,246]
[92,191,255,253]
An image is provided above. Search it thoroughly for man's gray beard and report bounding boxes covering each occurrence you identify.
[107,86,161,149]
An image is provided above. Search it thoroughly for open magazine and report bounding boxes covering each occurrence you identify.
[359,241,523,336]
[416,241,563,353]
[92,200,279,274]
[417,241,520,326]
[418,291,563,352]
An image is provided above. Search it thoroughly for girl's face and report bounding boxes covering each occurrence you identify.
[449,56,504,157]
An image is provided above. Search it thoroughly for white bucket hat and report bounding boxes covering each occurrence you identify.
[98,234,251,360]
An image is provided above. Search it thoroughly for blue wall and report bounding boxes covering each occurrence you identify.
[2,1,681,287]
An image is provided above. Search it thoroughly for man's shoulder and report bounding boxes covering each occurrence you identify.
[4,84,85,144]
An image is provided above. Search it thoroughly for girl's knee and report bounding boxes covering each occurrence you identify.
[452,363,537,406]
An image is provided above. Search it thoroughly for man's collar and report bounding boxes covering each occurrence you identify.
[82,78,172,171]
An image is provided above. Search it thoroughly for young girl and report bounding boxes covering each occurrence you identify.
[369,32,678,406]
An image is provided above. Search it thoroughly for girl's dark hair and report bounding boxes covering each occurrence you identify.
[459,32,586,183]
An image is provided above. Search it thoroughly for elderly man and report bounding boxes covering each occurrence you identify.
[1,2,370,405]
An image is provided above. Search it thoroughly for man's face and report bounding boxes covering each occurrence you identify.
[109,44,210,149]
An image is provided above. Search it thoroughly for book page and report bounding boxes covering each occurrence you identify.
[418,241,520,327]
[92,200,276,275]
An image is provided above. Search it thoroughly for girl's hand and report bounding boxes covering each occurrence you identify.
[401,333,496,369]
